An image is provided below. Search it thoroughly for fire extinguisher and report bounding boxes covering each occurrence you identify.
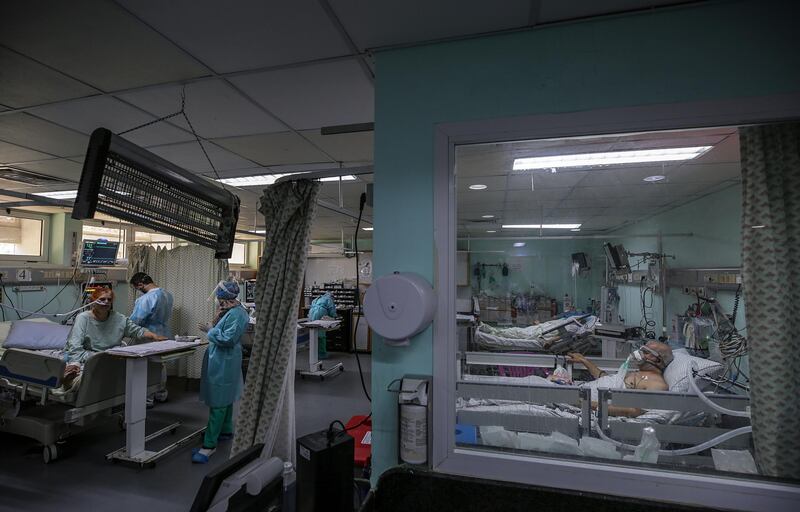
[395,376,430,465]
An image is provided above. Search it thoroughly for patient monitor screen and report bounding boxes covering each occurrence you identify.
[81,239,120,266]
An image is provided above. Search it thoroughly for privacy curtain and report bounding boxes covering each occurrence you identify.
[740,123,800,479]
[232,180,320,462]
[128,244,228,378]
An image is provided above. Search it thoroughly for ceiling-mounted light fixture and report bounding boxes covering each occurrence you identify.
[513,242,526,247]
[362,227,374,231]
[217,173,356,187]
[481,214,494,219]
[502,223,582,229]
[513,146,712,171]
[469,184,487,190]
[570,228,581,232]
[486,230,497,233]
[35,190,78,199]
[643,175,666,182]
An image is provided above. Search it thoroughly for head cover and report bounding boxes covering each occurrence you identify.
[215,280,240,300]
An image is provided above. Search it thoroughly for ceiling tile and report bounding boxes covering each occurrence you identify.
[537,0,694,24]
[299,130,373,162]
[0,0,208,91]
[29,96,194,147]
[0,141,52,165]
[214,132,332,167]
[147,141,257,174]
[229,60,373,130]
[17,158,83,182]
[330,0,531,50]
[0,114,87,157]
[0,48,98,108]
[117,80,286,138]
[117,0,351,73]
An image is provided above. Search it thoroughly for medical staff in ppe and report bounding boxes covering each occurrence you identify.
[309,292,336,359]
[130,272,174,404]
[192,280,249,464]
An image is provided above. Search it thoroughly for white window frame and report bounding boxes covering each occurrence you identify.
[432,93,800,511]
[0,210,50,262]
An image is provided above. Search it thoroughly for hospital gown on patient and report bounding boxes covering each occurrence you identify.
[65,311,147,363]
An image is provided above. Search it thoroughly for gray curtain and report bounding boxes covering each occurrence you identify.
[128,245,228,378]
[740,123,800,479]
[232,180,320,461]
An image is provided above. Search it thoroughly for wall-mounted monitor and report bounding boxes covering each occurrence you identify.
[603,242,630,271]
[571,252,590,271]
[81,239,120,266]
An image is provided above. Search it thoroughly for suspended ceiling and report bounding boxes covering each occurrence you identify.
[0,0,697,240]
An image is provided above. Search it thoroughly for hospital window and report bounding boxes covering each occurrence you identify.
[228,242,247,266]
[450,125,769,486]
[82,223,126,260]
[0,212,46,261]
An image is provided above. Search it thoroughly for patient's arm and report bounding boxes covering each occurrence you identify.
[591,401,643,418]
[65,315,93,363]
[567,353,605,379]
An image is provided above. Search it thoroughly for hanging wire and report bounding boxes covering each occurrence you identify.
[117,85,226,190]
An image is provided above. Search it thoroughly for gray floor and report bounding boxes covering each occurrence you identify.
[0,353,371,512]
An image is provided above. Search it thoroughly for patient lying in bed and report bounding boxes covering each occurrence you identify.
[464,341,674,418]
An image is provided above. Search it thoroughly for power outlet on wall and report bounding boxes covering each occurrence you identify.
[682,286,706,296]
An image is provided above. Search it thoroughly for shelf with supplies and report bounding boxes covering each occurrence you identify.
[304,283,360,309]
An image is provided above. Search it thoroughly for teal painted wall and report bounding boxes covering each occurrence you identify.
[612,185,745,336]
[373,0,800,478]
[465,239,605,312]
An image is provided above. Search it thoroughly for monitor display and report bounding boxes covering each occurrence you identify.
[81,239,120,266]
[603,243,629,271]
[571,252,590,271]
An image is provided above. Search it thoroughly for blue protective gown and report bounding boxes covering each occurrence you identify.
[130,287,174,338]
[309,293,336,321]
[199,305,249,408]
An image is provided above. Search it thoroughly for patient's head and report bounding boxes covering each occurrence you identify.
[638,341,673,373]
[90,288,114,316]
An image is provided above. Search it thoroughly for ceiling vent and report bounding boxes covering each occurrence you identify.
[0,166,70,186]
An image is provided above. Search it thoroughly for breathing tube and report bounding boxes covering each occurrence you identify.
[0,300,101,318]
[688,362,751,418]
[594,422,753,456]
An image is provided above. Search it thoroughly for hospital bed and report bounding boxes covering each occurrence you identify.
[456,350,753,471]
[0,329,161,463]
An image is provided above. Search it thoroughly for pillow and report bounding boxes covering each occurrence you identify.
[2,320,71,351]
[0,321,12,347]
[663,350,722,392]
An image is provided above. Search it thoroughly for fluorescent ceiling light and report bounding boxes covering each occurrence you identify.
[486,230,497,233]
[469,184,487,190]
[750,225,766,229]
[34,190,78,199]
[481,214,494,219]
[513,242,526,247]
[319,175,357,182]
[217,173,356,187]
[502,223,582,230]
[643,175,666,182]
[362,227,374,231]
[513,146,712,171]
[570,228,581,232]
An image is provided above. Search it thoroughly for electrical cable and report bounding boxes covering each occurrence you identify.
[0,276,22,320]
[0,300,99,318]
[352,192,372,403]
[639,278,656,339]
[16,260,81,319]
